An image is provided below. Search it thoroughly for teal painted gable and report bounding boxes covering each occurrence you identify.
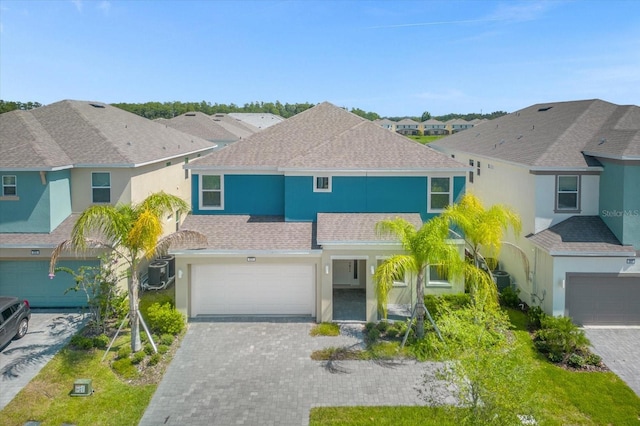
[599,160,640,248]
[192,174,284,215]
[0,170,71,233]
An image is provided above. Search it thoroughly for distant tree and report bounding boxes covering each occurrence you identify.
[0,100,43,114]
[350,108,380,121]
[420,111,432,122]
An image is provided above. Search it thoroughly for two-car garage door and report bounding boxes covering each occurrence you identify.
[191,264,315,317]
[566,273,640,326]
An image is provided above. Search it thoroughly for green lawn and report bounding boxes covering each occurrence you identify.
[407,135,446,144]
[310,310,640,425]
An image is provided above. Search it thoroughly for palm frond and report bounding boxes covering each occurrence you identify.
[138,191,190,218]
[374,254,413,318]
[152,230,208,259]
[49,238,116,277]
[127,209,163,257]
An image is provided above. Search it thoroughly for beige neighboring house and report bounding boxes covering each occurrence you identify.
[373,118,397,132]
[0,100,216,307]
[432,99,640,326]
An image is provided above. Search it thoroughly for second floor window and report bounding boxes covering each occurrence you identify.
[429,177,451,211]
[314,176,331,192]
[91,172,111,203]
[2,175,17,196]
[201,175,223,209]
[557,175,579,211]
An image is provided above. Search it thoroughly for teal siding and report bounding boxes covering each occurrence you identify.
[0,170,71,233]
[192,174,284,215]
[599,160,640,248]
[0,260,98,308]
[285,176,443,221]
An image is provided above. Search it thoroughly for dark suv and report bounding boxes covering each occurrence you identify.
[0,296,31,349]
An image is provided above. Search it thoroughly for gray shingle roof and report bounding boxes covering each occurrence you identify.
[0,214,78,247]
[179,215,318,251]
[432,99,640,167]
[527,216,635,255]
[1,100,216,169]
[159,112,241,142]
[188,102,465,171]
[228,113,284,129]
[317,213,423,244]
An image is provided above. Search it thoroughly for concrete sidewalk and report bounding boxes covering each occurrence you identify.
[139,320,453,426]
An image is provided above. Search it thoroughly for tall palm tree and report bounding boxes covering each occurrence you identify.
[374,216,463,339]
[441,193,523,310]
[49,192,207,352]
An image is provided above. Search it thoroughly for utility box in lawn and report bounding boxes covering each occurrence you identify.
[70,379,93,396]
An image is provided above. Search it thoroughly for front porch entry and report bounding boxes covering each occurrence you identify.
[332,259,366,321]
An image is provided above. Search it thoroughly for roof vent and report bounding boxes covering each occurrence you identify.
[537,106,553,112]
[89,103,105,108]
[185,113,196,116]
[599,138,607,145]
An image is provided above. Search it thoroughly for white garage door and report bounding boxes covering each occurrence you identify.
[566,273,640,326]
[191,263,315,317]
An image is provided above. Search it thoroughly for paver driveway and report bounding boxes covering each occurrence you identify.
[140,320,453,426]
[0,312,87,410]
[584,328,640,397]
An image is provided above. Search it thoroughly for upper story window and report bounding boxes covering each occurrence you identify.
[200,175,224,209]
[314,176,332,192]
[556,175,579,211]
[429,177,451,212]
[91,172,111,203]
[2,175,17,197]
[468,159,475,183]
[427,264,451,287]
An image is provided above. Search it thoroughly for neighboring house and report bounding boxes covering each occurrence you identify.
[395,118,420,135]
[0,100,216,307]
[172,102,469,323]
[374,118,397,132]
[432,99,640,326]
[422,119,447,135]
[159,112,240,144]
[445,118,474,134]
[228,112,284,129]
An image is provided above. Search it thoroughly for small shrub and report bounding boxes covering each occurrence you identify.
[424,294,471,319]
[567,353,586,368]
[117,346,132,360]
[70,335,94,350]
[161,334,174,345]
[310,322,340,336]
[499,286,521,308]
[157,344,169,354]
[366,327,381,345]
[586,353,602,366]
[533,316,590,362]
[92,334,110,349]
[527,306,546,330]
[375,321,390,333]
[148,353,162,366]
[131,350,146,365]
[144,343,154,355]
[146,302,185,335]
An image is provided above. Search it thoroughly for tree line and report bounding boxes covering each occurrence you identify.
[0,99,505,122]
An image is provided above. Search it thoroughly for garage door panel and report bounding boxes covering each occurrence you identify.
[192,264,315,317]
[566,275,640,326]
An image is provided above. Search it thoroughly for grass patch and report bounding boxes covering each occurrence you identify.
[407,135,446,144]
[310,322,340,337]
[0,323,182,426]
[310,309,640,425]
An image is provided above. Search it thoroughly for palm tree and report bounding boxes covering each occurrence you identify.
[49,192,207,352]
[441,193,523,310]
[374,216,463,339]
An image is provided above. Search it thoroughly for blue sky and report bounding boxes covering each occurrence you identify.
[1,0,639,117]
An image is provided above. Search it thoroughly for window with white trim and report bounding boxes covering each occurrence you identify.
[556,175,579,211]
[428,264,450,286]
[314,176,331,192]
[2,175,17,196]
[429,177,451,212]
[91,172,111,203]
[200,175,223,209]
